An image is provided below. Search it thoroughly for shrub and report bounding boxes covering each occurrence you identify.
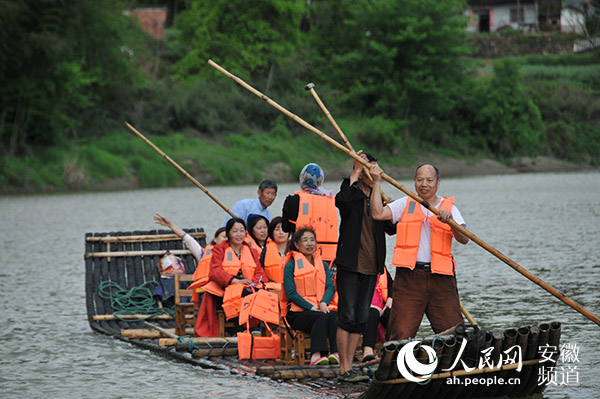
[80,145,125,181]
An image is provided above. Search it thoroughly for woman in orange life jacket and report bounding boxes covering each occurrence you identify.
[195,217,267,337]
[361,267,393,362]
[282,227,339,366]
[259,216,289,284]
[246,214,269,251]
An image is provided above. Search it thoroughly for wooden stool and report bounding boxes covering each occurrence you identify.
[173,274,198,336]
[279,318,311,365]
[217,310,235,337]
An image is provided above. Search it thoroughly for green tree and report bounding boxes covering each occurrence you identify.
[307,0,470,122]
[0,0,145,156]
[464,59,543,157]
[172,0,307,81]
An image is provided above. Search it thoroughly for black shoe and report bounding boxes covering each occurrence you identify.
[337,369,370,383]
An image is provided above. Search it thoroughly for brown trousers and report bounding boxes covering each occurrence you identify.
[388,267,463,340]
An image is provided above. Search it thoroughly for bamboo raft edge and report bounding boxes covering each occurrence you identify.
[85,249,194,258]
[85,232,206,243]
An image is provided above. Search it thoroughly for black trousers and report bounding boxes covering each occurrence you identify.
[287,310,338,355]
[336,270,378,333]
[363,307,391,348]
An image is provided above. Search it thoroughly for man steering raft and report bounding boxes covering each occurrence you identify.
[369,163,469,340]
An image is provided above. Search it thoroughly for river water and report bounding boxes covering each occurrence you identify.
[1,172,599,398]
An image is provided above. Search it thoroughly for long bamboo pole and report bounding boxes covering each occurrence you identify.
[85,249,193,258]
[305,82,391,200]
[208,59,600,327]
[125,122,237,218]
[85,232,205,243]
[375,357,542,385]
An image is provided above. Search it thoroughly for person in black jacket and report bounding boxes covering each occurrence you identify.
[334,151,396,383]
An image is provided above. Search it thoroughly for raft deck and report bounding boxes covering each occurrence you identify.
[84,228,560,398]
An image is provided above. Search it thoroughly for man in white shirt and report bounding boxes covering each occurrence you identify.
[369,164,469,340]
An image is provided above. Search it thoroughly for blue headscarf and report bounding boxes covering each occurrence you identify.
[299,163,333,197]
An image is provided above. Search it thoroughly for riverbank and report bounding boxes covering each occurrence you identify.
[1,155,595,195]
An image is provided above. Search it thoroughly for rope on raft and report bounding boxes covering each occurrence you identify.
[177,335,200,352]
[98,281,173,320]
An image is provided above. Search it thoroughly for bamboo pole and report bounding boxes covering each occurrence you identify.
[121,328,194,339]
[86,232,205,243]
[144,321,179,339]
[192,347,239,357]
[209,59,600,327]
[305,83,391,201]
[93,314,173,321]
[375,358,542,385]
[460,302,478,327]
[159,337,238,347]
[125,122,237,218]
[85,249,192,258]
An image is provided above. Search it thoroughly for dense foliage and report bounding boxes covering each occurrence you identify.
[1,0,598,192]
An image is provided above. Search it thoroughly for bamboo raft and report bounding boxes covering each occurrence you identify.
[85,229,560,398]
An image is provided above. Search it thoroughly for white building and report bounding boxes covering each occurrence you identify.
[465,1,539,33]
[560,1,591,33]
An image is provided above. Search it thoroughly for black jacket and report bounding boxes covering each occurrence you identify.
[334,178,396,273]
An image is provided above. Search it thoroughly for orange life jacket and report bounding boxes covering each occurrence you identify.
[281,251,329,315]
[293,190,338,262]
[244,232,262,251]
[220,245,258,319]
[374,268,389,301]
[188,245,213,302]
[392,197,456,276]
[328,272,338,312]
[221,245,256,280]
[263,240,285,283]
[190,245,213,288]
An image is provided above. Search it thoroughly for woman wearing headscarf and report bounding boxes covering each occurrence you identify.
[281,163,339,264]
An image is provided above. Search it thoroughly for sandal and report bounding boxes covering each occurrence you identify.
[310,356,329,366]
[328,353,340,365]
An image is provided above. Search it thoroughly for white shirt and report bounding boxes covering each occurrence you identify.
[182,233,204,262]
[387,196,466,263]
[222,198,272,227]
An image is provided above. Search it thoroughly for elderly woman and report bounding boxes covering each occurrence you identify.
[281,163,338,264]
[282,227,339,366]
[196,217,266,337]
